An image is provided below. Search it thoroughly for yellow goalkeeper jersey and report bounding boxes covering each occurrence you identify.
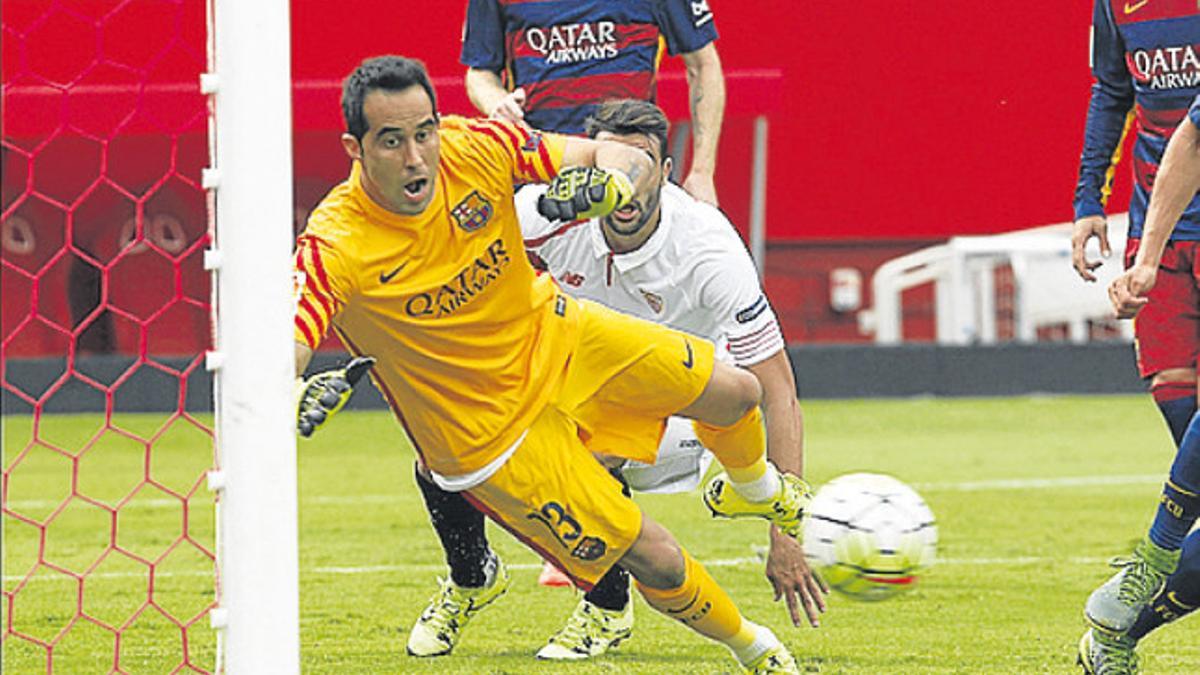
[294,116,571,476]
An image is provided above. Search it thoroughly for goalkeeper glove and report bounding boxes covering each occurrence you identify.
[537,167,633,222]
[296,356,376,438]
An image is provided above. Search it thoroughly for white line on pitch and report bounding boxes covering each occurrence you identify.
[1,555,1110,583]
[914,474,1162,492]
[2,473,1165,512]
[306,555,1110,576]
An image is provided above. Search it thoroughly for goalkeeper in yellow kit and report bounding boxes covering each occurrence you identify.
[293,55,808,674]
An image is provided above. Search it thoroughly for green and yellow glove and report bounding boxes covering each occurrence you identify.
[537,167,633,222]
[296,356,376,438]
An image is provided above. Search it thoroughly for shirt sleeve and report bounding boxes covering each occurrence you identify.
[460,0,506,72]
[516,185,555,241]
[697,253,785,367]
[293,233,351,350]
[463,118,567,184]
[1190,94,1200,127]
[655,0,719,56]
[1073,0,1136,221]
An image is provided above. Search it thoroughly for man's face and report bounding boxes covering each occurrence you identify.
[594,131,668,237]
[342,85,439,216]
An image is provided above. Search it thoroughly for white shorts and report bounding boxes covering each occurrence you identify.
[620,416,713,494]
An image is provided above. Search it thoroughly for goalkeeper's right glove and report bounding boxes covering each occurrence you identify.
[296,356,376,438]
[537,166,633,222]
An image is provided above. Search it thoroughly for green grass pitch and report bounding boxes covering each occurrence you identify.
[3,396,1199,673]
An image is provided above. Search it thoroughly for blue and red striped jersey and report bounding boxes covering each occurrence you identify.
[460,0,717,135]
[1074,0,1200,240]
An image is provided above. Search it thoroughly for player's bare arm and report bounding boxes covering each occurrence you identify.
[748,349,829,628]
[538,137,658,223]
[1110,115,1200,319]
[464,67,526,125]
[680,43,725,207]
[561,136,656,193]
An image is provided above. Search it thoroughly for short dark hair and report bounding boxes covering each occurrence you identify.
[584,99,670,162]
[341,55,438,142]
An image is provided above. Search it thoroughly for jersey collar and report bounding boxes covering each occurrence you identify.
[588,195,674,273]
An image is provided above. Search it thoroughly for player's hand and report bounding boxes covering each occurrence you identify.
[1108,264,1157,319]
[682,170,719,207]
[296,356,376,438]
[537,167,633,222]
[765,525,828,628]
[1070,215,1111,282]
[489,87,528,126]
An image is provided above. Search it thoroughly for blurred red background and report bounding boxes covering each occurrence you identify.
[2,1,1128,349]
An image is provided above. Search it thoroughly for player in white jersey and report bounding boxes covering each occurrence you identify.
[408,99,824,662]
[519,174,784,493]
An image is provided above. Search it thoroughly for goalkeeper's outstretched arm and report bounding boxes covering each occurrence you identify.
[294,341,376,437]
[536,138,655,222]
[560,137,655,193]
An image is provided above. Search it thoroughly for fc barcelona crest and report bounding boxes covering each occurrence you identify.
[571,536,607,561]
[451,191,493,232]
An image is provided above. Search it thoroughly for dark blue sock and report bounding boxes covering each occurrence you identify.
[1149,413,1200,550]
[1128,528,1200,640]
[1154,387,1197,448]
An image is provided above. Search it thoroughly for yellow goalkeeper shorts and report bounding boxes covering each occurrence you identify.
[465,405,641,589]
[556,298,716,465]
[463,300,716,587]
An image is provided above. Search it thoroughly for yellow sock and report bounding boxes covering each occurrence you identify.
[693,406,767,480]
[636,548,755,648]
[726,454,769,485]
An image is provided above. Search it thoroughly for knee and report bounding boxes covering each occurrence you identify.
[636,547,686,589]
[714,363,762,425]
[620,520,686,589]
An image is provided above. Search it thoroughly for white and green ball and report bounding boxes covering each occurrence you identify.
[802,473,937,601]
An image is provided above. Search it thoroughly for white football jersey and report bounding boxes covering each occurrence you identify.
[516,182,786,493]
[517,182,784,367]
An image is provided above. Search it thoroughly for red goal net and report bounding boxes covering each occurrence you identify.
[2,1,216,672]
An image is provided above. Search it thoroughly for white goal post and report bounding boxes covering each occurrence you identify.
[205,0,300,672]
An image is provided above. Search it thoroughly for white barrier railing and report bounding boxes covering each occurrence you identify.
[858,215,1134,345]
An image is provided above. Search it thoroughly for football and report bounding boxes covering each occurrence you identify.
[802,472,938,601]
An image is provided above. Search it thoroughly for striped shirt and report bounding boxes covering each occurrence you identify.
[461,0,717,134]
[1074,0,1200,240]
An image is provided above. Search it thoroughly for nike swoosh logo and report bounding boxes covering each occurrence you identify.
[1124,0,1148,14]
[1168,591,1198,610]
[682,340,694,370]
[379,261,408,284]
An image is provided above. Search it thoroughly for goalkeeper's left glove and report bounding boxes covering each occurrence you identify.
[296,356,376,438]
[537,166,633,222]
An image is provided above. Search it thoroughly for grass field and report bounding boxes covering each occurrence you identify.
[4,395,1200,673]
